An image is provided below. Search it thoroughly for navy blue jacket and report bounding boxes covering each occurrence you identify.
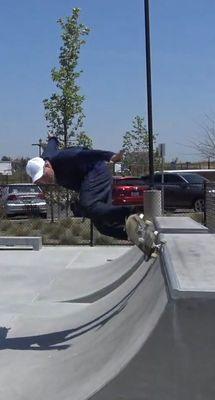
[41,137,114,191]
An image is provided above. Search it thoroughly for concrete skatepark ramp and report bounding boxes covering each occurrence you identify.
[0,217,214,399]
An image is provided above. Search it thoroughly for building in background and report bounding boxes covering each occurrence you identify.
[0,161,12,184]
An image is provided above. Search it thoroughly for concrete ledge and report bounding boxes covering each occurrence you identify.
[161,233,215,299]
[154,216,208,234]
[0,236,42,251]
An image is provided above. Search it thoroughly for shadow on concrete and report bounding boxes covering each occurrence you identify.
[0,303,127,351]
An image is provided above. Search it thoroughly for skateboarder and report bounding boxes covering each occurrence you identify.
[26,136,159,258]
[26,136,132,236]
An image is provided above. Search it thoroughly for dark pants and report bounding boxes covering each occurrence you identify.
[79,161,134,239]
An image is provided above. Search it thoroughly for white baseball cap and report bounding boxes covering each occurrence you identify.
[26,157,45,183]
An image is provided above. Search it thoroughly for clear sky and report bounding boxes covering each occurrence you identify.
[0,0,215,162]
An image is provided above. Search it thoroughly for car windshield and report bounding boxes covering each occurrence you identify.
[9,185,41,194]
[180,173,206,184]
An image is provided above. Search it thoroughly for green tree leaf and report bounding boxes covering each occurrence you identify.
[122,115,158,175]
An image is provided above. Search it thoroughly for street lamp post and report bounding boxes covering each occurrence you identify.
[32,138,43,157]
[144,0,154,187]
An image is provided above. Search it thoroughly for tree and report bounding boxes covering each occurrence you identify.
[122,115,157,175]
[43,8,90,148]
[75,132,93,149]
[193,114,215,159]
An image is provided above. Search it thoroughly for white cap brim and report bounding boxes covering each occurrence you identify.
[26,157,45,183]
[33,165,45,183]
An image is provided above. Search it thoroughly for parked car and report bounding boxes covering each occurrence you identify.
[112,176,149,208]
[1,183,47,218]
[142,172,207,211]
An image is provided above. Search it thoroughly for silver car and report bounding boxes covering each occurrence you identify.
[1,183,47,218]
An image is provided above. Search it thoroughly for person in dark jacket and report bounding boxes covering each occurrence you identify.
[26,136,136,240]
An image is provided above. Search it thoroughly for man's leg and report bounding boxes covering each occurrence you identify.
[88,201,134,224]
[79,161,135,224]
[93,219,127,240]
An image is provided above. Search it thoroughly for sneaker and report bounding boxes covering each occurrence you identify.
[125,213,145,247]
[126,214,161,260]
[138,220,158,260]
[140,221,166,260]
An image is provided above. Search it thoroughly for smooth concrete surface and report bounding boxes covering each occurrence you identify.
[0,246,128,305]
[162,233,215,298]
[91,297,215,400]
[38,246,145,302]
[154,216,208,233]
[1,222,215,400]
[90,233,215,400]
[0,245,167,400]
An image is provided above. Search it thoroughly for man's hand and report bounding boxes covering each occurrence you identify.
[47,132,56,140]
[110,150,124,163]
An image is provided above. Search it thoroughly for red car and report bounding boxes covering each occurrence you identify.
[112,176,149,208]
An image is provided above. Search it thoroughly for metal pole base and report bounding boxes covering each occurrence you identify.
[144,190,162,220]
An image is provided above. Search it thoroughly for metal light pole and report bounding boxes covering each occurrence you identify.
[144,0,154,187]
[32,138,43,157]
[143,1,163,218]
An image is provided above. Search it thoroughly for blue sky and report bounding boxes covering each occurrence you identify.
[0,0,215,162]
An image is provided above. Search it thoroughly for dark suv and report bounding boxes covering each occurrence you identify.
[142,172,207,211]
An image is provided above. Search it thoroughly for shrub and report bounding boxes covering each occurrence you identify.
[81,229,90,240]
[0,207,6,219]
[9,224,31,236]
[29,219,44,230]
[40,221,54,234]
[0,220,13,232]
[60,218,73,229]
[59,229,80,245]
[72,222,83,236]
[95,235,117,245]
[47,224,65,240]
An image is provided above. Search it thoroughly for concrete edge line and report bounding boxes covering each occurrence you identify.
[159,240,181,299]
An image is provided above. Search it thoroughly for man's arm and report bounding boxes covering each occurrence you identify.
[41,136,59,160]
[78,149,119,163]
[81,149,115,162]
[110,150,124,163]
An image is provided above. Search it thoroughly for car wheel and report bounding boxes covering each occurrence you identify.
[193,198,204,212]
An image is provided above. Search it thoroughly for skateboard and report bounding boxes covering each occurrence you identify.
[125,214,165,261]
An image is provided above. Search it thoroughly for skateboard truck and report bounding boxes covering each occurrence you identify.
[138,224,166,261]
[125,214,166,261]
